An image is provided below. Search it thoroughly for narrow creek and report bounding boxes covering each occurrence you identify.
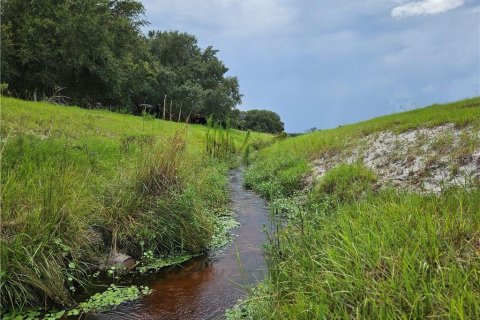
[89,169,270,320]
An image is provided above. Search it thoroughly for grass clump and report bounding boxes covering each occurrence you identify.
[205,117,237,162]
[244,155,309,199]
[1,136,95,308]
[310,163,377,207]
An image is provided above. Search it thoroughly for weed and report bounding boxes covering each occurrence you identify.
[137,255,194,274]
[74,284,152,314]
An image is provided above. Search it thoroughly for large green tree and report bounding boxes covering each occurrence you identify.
[147,31,241,120]
[0,1,242,120]
[0,0,147,107]
[240,109,284,133]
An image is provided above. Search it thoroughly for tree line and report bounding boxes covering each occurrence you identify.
[0,0,284,133]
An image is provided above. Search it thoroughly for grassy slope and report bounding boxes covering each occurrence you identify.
[269,97,479,164]
[1,97,260,147]
[235,97,480,319]
[0,97,270,310]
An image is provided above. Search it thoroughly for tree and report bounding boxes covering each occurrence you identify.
[241,110,284,134]
[146,31,241,121]
[0,0,148,107]
[0,2,242,119]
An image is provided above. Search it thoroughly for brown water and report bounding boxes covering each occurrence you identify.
[89,169,270,320]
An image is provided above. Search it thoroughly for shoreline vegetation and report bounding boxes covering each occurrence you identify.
[0,97,270,315]
[227,97,480,319]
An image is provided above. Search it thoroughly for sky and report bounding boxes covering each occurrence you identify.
[141,0,480,132]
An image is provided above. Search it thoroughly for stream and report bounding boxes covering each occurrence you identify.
[89,169,270,320]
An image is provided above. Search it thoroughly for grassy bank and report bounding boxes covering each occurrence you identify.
[0,97,270,311]
[231,97,480,319]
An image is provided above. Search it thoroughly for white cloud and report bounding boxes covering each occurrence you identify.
[391,0,465,18]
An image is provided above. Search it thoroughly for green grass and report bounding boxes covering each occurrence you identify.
[235,187,480,319]
[244,154,309,199]
[1,97,265,148]
[309,163,377,207]
[233,97,480,319]
[0,97,270,311]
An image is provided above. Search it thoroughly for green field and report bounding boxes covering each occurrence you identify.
[0,97,270,310]
[229,97,480,319]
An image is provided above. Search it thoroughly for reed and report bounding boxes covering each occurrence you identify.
[205,116,237,162]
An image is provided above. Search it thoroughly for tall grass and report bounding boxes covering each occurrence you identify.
[205,117,237,161]
[1,136,94,308]
[235,165,480,319]
[244,154,309,199]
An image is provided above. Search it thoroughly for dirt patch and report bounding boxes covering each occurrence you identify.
[310,124,480,193]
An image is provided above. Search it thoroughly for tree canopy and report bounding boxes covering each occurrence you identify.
[0,0,241,121]
[237,109,284,134]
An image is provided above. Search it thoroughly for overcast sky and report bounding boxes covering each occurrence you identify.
[141,0,480,132]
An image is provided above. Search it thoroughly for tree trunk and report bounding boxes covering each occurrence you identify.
[178,102,182,122]
[163,94,167,120]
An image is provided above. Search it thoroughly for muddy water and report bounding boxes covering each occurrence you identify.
[90,169,269,320]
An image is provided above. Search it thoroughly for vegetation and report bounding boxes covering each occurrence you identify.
[0,97,270,311]
[0,0,241,120]
[137,254,194,274]
[237,109,285,134]
[232,97,480,319]
[205,117,237,161]
[2,284,153,319]
[72,284,152,314]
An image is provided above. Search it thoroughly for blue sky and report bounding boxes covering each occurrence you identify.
[141,0,480,132]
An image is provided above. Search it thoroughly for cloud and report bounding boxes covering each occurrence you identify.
[391,0,465,18]
[142,0,296,37]
[141,1,479,131]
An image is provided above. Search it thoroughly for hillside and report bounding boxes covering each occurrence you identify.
[230,97,480,319]
[0,97,270,311]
